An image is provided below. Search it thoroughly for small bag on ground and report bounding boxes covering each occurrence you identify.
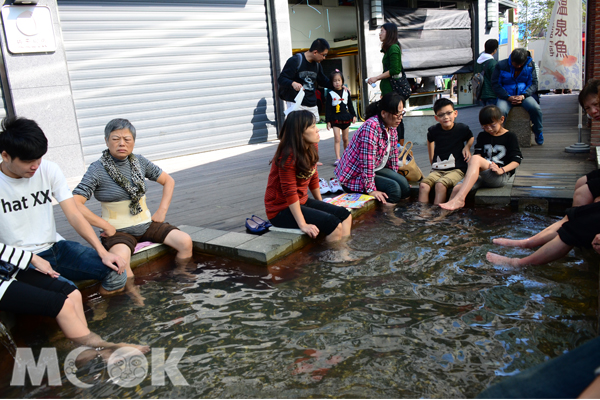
[397,141,423,181]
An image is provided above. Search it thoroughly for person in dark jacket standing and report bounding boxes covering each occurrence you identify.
[492,48,544,145]
[476,39,499,106]
[277,38,332,121]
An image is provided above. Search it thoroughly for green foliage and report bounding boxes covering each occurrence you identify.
[518,0,555,40]
[518,0,586,41]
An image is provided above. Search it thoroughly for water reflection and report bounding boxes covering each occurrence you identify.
[1,205,597,398]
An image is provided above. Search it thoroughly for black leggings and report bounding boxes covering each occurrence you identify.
[585,169,600,199]
[558,201,600,248]
[269,198,351,236]
[0,268,77,318]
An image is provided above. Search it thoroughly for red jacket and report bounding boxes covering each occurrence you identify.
[264,153,319,220]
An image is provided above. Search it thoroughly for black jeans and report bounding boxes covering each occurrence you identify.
[343,168,410,203]
[269,198,351,236]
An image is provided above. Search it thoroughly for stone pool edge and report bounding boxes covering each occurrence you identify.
[73,201,377,291]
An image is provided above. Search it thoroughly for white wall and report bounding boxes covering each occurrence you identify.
[355,1,387,103]
[287,4,359,95]
[498,43,510,60]
[475,0,500,56]
[288,4,357,49]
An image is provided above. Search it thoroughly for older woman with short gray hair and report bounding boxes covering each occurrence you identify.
[73,118,193,297]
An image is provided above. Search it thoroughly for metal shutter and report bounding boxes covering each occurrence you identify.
[57,0,277,165]
[0,50,8,119]
[0,86,7,120]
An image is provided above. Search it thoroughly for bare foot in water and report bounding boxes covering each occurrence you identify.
[173,258,197,280]
[439,198,465,211]
[112,343,151,354]
[486,252,520,266]
[125,279,146,306]
[492,238,530,248]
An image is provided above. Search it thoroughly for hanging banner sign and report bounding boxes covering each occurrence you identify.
[538,0,582,90]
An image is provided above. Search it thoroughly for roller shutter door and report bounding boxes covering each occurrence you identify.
[0,51,8,119]
[57,0,277,165]
[0,85,7,120]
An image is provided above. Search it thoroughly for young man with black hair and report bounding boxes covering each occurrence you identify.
[277,38,333,120]
[476,39,499,106]
[0,117,127,296]
[492,47,544,145]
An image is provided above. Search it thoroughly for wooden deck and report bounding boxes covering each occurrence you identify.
[55,93,595,244]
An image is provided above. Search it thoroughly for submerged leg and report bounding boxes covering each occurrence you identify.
[418,183,431,203]
[164,230,193,262]
[440,155,490,210]
[105,243,145,306]
[487,236,573,266]
[432,182,448,205]
[56,297,149,353]
[492,217,568,248]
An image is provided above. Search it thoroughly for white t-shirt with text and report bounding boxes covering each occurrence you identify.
[0,159,72,253]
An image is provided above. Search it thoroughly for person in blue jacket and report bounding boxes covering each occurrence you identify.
[492,48,544,145]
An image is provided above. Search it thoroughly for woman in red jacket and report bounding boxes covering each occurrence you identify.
[264,111,352,241]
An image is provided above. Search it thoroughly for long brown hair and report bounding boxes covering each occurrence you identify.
[381,22,401,53]
[273,110,319,176]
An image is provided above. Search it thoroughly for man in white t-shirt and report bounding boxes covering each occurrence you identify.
[0,117,127,294]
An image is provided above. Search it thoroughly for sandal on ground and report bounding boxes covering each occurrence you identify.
[319,178,331,194]
[329,178,343,193]
[246,218,268,234]
[251,215,272,228]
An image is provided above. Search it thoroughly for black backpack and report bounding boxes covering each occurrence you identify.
[277,53,324,102]
[472,59,491,100]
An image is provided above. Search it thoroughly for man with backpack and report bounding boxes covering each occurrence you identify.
[474,39,498,106]
[277,38,333,121]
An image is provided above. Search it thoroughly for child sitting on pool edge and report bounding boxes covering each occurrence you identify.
[418,98,474,205]
[440,105,522,211]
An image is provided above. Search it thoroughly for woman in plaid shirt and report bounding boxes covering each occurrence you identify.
[334,92,410,203]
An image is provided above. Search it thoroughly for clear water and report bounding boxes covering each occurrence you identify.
[2,205,598,398]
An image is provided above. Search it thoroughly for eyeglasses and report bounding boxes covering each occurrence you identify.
[436,111,454,118]
[391,110,406,118]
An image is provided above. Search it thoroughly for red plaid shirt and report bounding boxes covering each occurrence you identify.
[334,116,399,193]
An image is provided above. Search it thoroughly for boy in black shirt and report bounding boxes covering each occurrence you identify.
[440,105,522,210]
[418,98,474,204]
